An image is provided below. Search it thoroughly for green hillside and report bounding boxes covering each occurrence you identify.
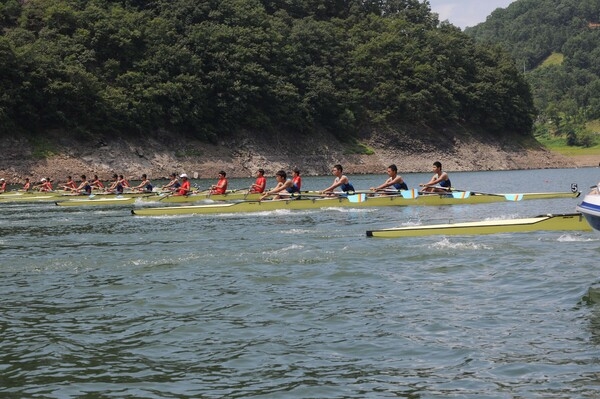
[0,0,534,144]
[466,0,600,149]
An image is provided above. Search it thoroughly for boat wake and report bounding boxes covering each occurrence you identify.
[557,234,598,242]
[431,237,493,251]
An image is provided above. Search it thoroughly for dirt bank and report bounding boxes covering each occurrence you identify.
[0,129,594,184]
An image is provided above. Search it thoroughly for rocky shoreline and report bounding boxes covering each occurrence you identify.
[0,131,596,184]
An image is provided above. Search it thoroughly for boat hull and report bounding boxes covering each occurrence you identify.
[131,190,581,216]
[366,213,591,238]
[576,193,600,232]
[146,191,262,203]
[56,197,136,206]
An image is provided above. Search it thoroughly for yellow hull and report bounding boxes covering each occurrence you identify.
[366,213,591,238]
[146,191,263,203]
[131,190,580,216]
[0,190,157,203]
[56,197,136,206]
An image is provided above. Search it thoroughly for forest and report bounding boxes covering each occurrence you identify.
[466,0,600,146]
[0,0,534,143]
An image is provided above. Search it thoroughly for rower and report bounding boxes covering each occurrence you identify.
[210,171,228,195]
[91,175,104,190]
[23,177,31,191]
[39,178,53,192]
[107,174,124,194]
[118,174,130,189]
[162,173,180,191]
[74,175,92,195]
[62,176,77,191]
[291,168,302,193]
[132,173,153,193]
[420,161,451,193]
[260,170,295,200]
[0,178,6,193]
[250,169,267,194]
[371,164,408,193]
[173,173,190,196]
[322,164,354,194]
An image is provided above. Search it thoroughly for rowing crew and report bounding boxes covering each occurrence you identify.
[0,160,450,197]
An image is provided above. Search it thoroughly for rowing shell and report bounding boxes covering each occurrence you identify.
[55,197,136,206]
[146,191,262,203]
[366,213,591,238]
[132,197,346,215]
[131,190,581,216]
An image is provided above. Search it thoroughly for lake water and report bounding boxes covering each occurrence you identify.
[2,168,600,398]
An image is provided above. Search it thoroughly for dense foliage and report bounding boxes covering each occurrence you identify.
[466,0,600,144]
[0,0,534,141]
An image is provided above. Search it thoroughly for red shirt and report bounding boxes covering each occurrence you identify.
[213,177,228,194]
[177,180,190,195]
[293,175,302,191]
[253,176,266,193]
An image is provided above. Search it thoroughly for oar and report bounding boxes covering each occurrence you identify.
[243,185,254,200]
[419,184,452,191]
[158,191,175,201]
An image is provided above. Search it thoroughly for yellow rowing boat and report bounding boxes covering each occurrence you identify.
[131,190,581,216]
[56,197,136,206]
[366,213,591,238]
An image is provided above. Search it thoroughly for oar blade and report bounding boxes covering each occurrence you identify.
[401,189,419,199]
[504,194,524,201]
[347,193,367,203]
[451,191,471,199]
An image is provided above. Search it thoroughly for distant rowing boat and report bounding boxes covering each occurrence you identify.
[55,197,136,206]
[145,190,262,203]
[131,190,581,216]
[366,213,591,238]
[0,191,158,203]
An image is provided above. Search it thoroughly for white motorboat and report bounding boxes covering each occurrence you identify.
[576,190,600,232]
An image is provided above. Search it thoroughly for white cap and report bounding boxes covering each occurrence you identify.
[180,173,188,178]
[0,178,4,181]
[41,178,47,182]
